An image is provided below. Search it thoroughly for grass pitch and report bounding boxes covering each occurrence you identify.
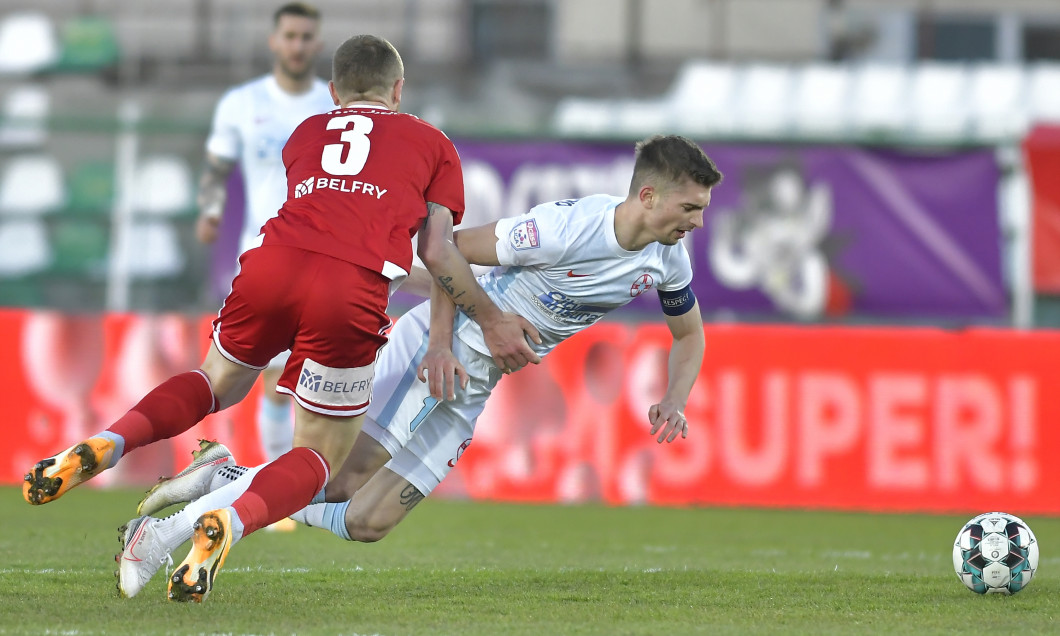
[2,486,1058,635]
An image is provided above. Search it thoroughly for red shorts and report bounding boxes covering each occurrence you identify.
[212,245,392,416]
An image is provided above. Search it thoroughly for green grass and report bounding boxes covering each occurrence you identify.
[2,486,1059,635]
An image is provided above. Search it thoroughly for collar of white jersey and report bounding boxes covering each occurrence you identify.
[603,201,641,258]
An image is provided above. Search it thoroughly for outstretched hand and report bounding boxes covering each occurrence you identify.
[648,402,688,443]
[482,312,542,374]
[417,346,469,400]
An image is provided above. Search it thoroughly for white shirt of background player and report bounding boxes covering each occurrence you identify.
[196,10,333,255]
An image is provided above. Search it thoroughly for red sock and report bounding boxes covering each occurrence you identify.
[106,370,216,453]
[231,447,329,536]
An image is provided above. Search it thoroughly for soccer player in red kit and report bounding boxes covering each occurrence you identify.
[23,34,541,602]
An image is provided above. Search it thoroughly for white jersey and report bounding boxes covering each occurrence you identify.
[364,193,695,494]
[455,194,694,356]
[205,75,334,255]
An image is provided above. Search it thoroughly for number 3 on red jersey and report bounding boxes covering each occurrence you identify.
[321,115,372,176]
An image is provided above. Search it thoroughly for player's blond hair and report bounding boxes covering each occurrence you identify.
[331,35,404,103]
[629,135,723,195]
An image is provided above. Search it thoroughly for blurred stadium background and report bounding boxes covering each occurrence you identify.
[2,0,1060,516]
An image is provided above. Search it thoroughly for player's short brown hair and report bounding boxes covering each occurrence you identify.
[629,135,723,195]
[273,2,320,26]
[331,35,404,102]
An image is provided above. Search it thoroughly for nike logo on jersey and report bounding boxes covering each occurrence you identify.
[566,270,591,278]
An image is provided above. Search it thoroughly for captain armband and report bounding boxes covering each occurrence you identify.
[658,285,696,316]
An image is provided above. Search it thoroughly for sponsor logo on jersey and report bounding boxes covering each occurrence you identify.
[298,176,389,200]
[294,176,315,198]
[531,290,609,324]
[295,357,375,407]
[509,219,540,251]
[630,273,654,297]
[448,438,473,467]
[299,367,322,391]
[566,270,591,278]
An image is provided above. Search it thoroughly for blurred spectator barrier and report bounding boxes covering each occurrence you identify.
[2,308,1057,515]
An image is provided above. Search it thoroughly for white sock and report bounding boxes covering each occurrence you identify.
[154,464,265,549]
[290,503,327,528]
[257,395,293,461]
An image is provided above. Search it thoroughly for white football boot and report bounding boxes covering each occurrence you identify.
[115,516,174,598]
[137,440,235,516]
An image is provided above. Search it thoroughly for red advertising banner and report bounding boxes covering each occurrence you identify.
[1026,124,1060,293]
[443,323,1060,515]
[2,309,1058,515]
[0,310,269,490]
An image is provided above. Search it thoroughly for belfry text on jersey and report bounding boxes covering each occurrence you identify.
[531,291,607,324]
[295,176,388,200]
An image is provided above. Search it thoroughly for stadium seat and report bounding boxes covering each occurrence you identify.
[0,12,60,74]
[553,98,620,137]
[125,221,184,279]
[908,63,971,140]
[50,218,109,276]
[55,16,120,73]
[791,64,852,138]
[849,64,911,138]
[967,64,1027,141]
[0,219,51,276]
[131,155,194,217]
[613,99,673,137]
[67,160,116,216]
[0,155,66,215]
[733,64,795,137]
[1027,62,1060,125]
[0,84,50,147]
[667,61,738,136]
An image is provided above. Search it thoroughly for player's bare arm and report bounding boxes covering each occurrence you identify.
[648,298,705,443]
[417,203,542,373]
[417,278,469,401]
[400,221,502,297]
[196,152,236,244]
[453,222,502,266]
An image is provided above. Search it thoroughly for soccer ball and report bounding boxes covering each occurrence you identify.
[952,512,1038,595]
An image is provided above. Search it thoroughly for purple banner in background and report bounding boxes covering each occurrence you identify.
[451,140,1006,321]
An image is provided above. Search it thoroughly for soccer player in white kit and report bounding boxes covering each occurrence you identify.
[114,135,722,589]
[196,3,335,490]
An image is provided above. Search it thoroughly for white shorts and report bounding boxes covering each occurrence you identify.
[265,349,291,371]
[363,302,501,495]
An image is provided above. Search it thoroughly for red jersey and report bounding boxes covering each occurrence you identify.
[261,105,465,279]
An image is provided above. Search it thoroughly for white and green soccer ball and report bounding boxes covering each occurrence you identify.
[952,512,1038,595]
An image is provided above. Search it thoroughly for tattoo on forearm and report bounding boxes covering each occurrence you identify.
[399,484,425,511]
[198,159,234,216]
[437,275,478,318]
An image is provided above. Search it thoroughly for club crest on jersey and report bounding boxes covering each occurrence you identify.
[509,219,540,251]
[294,176,315,198]
[630,273,654,297]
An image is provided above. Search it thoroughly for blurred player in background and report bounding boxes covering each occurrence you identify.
[196,4,334,519]
[114,135,722,598]
[24,34,541,603]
